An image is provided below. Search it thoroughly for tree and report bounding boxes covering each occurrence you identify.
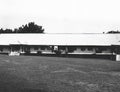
[0,28,4,33]
[17,22,44,33]
[4,29,13,33]
[0,22,44,33]
[107,30,120,34]
[0,28,13,33]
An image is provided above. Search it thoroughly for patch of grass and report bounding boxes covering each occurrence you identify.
[0,55,120,92]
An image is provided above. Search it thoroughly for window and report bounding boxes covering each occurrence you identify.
[68,47,76,52]
[88,47,93,51]
[81,47,85,51]
[34,47,38,50]
[41,46,46,50]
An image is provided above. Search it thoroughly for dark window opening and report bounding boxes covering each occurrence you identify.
[81,47,86,51]
[41,46,46,50]
[34,47,38,50]
[88,47,93,51]
[68,47,76,52]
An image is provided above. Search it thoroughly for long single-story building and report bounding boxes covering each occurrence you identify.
[0,33,120,60]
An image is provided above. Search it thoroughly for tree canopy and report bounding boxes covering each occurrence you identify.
[0,22,44,33]
[107,30,120,34]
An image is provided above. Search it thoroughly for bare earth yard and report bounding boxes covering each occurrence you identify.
[0,55,120,92]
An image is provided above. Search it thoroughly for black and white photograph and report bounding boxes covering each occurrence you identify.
[0,0,120,92]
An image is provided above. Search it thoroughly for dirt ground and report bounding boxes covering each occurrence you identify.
[0,55,120,92]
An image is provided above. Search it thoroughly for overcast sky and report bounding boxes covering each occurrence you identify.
[0,0,120,33]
